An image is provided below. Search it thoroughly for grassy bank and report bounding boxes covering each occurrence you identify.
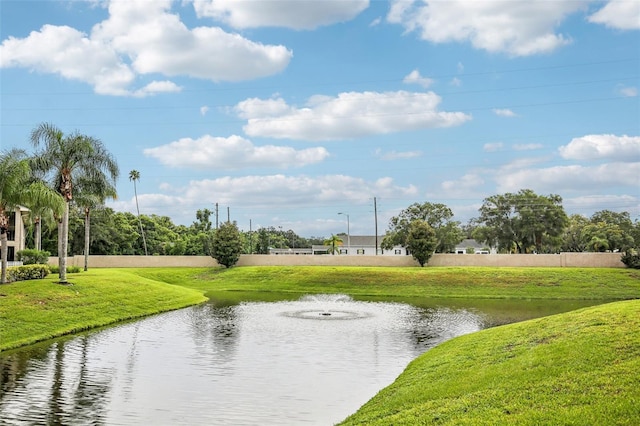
[0,269,206,351]
[135,266,640,300]
[1,266,638,352]
[339,299,640,425]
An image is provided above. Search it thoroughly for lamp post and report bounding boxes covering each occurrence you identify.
[338,212,350,254]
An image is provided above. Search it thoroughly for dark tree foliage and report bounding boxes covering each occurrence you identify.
[406,220,438,267]
[476,189,568,253]
[211,221,243,268]
[381,202,463,253]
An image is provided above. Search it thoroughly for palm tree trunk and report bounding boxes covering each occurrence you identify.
[35,217,42,251]
[59,202,69,283]
[133,180,148,256]
[84,207,90,271]
[1,231,7,284]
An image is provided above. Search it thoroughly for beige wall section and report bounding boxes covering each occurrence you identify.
[49,252,625,268]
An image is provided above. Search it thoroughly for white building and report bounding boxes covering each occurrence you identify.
[2,206,28,263]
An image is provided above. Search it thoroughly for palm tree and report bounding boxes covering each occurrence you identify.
[129,170,148,256]
[0,149,63,283]
[74,175,117,271]
[323,234,343,255]
[30,122,119,283]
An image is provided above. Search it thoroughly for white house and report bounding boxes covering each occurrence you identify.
[2,206,28,263]
[454,238,493,254]
[311,235,407,256]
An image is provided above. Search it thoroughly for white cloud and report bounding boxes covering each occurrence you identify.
[588,0,640,30]
[0,0,292,95]
[617,85,638,97]
[559,134,640,162]
[564,194,640,216]
[235,91,471,141]
[143,135,329,169]
[387,0,584,56]
[200,106,209,116]
[441,173,485,195]
[493,108,517,117]
[374,148,422,160]
[403,69,434,88]
[132,80,182,97]
[191,0,369,30]
[483,142,504,152]
[0,24,136,96]
[513,143,543,151]
[450,77,462,87]
[496,162,640,193]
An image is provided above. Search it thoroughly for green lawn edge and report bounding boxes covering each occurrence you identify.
[338,299,640,425]
[0,268,207,351]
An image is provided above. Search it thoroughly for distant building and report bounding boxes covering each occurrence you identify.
[268,235,407,256]
[454,238,493,254]
[1,206,28,262]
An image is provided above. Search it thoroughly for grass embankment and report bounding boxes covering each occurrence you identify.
[0,269,206,351]
[339,299,640,425]
[1,266,639,352]
[135,266,640,300]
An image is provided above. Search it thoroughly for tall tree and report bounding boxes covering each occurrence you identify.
[382,202,463,253]
[0,149,63,283]
[323,234,343,255]
[74,174,117,271]
[129,170,148,256]
[405,219,438,266]
[210,221,243,268]
[477,189,568,253]
[30,122,119,283]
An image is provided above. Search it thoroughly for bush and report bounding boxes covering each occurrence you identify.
[621,249,640,269]
[16,249,51,265]
[6,264,50,282]
[48,265,82,274]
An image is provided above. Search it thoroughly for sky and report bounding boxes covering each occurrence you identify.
[1,0,639,238]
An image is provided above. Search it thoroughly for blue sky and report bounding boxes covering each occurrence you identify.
[1,0,639,237]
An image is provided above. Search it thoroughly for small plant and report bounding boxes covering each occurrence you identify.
[16,249,51,265]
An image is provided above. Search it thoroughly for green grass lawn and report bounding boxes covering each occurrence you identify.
[0,268,206,351]
[339,299,640,425]
[136,265,640,300]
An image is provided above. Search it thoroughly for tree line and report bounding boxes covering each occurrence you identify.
[2,123,638,278]
[381,191,639,266]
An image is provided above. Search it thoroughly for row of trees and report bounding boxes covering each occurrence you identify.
[381,190,639,266]
[1,123,119,283]
[2,121,637,275]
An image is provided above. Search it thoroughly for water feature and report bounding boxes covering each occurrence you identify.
[0,295,601,425]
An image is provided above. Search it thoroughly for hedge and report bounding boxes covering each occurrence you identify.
[6,264,50,282]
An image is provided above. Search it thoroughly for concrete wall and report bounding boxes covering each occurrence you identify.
[50,252,625,268]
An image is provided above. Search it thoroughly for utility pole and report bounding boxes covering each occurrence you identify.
[215,203,219,229]
[374,197,378,255]
[227,206,230,223]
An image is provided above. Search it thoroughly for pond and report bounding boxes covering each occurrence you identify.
[0,294,602,425]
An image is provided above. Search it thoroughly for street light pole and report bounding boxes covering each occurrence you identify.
[338,212,350,254]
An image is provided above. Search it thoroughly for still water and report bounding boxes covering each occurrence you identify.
[0,294,600,425]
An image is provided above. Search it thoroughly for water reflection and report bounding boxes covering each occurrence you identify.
[0,295,600,425]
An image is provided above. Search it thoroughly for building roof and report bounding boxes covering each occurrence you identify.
[455,238,486,249]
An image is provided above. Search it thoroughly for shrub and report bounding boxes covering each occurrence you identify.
[48,265,82,274]
[6,264,50,282]
[621,249,640,269]
[16,249,51,265]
